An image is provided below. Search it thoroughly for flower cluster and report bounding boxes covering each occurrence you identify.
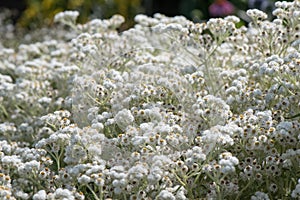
[1,1,300,199]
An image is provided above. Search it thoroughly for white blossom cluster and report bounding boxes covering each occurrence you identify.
[1,0,300,199]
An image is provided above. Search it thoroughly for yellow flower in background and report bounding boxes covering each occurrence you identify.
[114,0,141,28]
[42,0,55,10]
[114,0,140,17]
[68,0,85,9]
[18,0,141,29]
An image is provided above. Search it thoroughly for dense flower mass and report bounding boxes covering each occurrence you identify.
[1,0,300,199]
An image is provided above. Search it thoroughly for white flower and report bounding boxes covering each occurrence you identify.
[33,190,47,200]
[92,122,104,132]
[246,9,268,20]
[176,187,187,200]
[201,125,234,147]
[148,166,163,184]
[107,14,125,28]
[1,155,22,167]
[87,145,102,159]
[128,163,148,180]
[224,15,240,23]
[134,14,159,26]
[78,174,92,185]
[292,183,300,198]
[229,156,239,165]
[54,10,79,24]
[219,159,237,173]
[51,188,75,200]
[15,191,29,199]
[251,191,270,200]
[277,121,293,131]
[38,97,52,106]
[113,187,123,195]
[114,109,134,130]
[156,190,176,200]
[86,164,106,175]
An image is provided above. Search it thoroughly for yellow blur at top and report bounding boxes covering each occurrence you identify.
[18,0,142,29]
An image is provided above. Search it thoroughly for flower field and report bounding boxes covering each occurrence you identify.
[1,1,300,199]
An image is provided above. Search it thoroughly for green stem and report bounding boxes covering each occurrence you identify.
[172,170,186,187]
[46,145,63,170]
[47,150,60,170]
[216,184,223,200]
[275,76,296,96]
[0,104,8,118]
[46,122,57,131]
[203,39,224,95]
[235,179,253,200]
[86,184,101,200]
[98,186,104,200]
[54,152,61,170]
[192,171,202,186]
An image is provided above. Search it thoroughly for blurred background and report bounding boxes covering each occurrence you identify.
[0,0,293,30]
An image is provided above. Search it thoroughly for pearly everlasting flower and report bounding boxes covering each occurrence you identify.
[114,109,134,130]
[107,14,125,29]
[201,124,235,148]
[156,190,176,200]
[78,174,92,185]
[54,10,79,24]
[292,179,300,198]
[247,9,268,20]
[219,158,238,173]
[175,186,187,200]
[251,191,270,200]
[33,190,47,200]
[134,14,159,26]
[14,191,29,199]
[2,4,300,199]
[91,122,104,131]
[224,15,240,23]
[128,163,148,180]
[48,188,75,200]
[1,155,22,167]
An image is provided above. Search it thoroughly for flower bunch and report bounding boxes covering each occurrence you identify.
[1,1,300,199]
